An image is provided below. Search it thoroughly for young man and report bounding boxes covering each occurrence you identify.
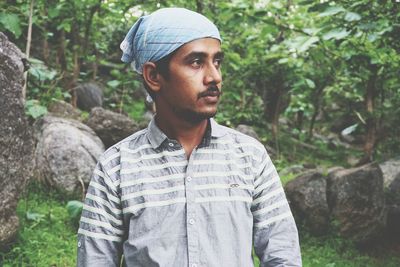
[77,8,301,267]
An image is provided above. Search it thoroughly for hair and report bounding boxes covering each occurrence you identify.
[142,51,175,100]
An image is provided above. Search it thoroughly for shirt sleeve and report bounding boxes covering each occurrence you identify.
[77,152,125,267]
[252,149,302,267]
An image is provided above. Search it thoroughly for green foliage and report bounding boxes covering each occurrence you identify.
[2,181,400,266]
[27,58,68,107]
[25,99,48,119]
[300,232,400,267]
[1,1,399,265]
[66,200,83,226]
[0,13,22,38]
[0,182,77,266]
[2,0,398,159]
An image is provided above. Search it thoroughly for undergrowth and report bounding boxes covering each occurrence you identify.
[1,181,399,267]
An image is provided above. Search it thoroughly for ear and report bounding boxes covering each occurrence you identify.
[142,62,162,94]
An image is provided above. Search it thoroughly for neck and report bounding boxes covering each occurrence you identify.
[155,112,208,158]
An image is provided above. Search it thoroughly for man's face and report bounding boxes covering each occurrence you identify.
[157,37,223,124]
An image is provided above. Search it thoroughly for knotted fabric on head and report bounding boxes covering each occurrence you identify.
[120,7,221,74]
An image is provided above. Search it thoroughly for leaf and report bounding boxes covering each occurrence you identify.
[48,7,60,19]
[278,58,289,64]
[287,36,319,53]
[107,80,120,88]
[26,104,48,119]
[28,58,57,81]
[66,200,83,220]
[318,6,346,17]
[322,28,350,40]
[26,212,45,222]
[305,79,316,89]
[344,12,361,22]
[0,13,22,38]
[298,36,319,52]
[341,123,358,136]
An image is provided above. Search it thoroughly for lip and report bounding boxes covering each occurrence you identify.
[201,95,220,103]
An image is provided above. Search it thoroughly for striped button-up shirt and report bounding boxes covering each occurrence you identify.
[77,118,301,267]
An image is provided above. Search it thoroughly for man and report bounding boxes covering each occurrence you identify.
[77,7,301,267]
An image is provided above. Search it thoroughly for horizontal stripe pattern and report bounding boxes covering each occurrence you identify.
[78,228,122,242]
[80,216,124,235]
[254,211,293,228]
[78,118,300,267]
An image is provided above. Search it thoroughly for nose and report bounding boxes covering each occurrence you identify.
[203,63,222,85]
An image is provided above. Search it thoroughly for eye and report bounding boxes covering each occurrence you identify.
[214,58,223,69]
[191,58,203,68]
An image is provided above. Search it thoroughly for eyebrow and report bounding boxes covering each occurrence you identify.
[183,51,225,61]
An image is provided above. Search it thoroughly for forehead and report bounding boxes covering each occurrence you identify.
[173,38,222,59]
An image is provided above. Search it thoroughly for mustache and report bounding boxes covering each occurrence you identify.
[198,85,221,99]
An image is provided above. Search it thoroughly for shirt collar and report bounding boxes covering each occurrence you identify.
[146,116,227,149]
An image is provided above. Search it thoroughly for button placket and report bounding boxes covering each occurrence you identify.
[185,149,199,267]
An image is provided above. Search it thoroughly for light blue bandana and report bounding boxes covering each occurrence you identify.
[120,7,221,74]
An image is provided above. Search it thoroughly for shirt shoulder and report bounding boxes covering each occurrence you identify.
[217,124,267,154]
[98,127,148,169]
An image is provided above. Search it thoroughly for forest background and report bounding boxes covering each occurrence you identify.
[0,0,399,266]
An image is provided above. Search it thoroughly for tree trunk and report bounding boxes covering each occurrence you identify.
[56,29,67,73]
[196,0,204,13]
[359,65,378,165]
[22,0,35,102]
[308,84,325,139]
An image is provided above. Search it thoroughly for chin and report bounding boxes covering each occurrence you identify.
[180,109,217,124]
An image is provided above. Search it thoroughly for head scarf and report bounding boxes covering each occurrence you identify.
[120,7,221,74]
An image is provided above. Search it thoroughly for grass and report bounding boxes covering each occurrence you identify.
[0,183,77,267]
[1,182,399,267]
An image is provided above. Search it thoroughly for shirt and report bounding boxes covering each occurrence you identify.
[77,118,302,267]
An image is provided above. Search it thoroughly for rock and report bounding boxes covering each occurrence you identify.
[379,158,400,187]
[48,99,81,120]
[235,124,260,140]
[34,116,104,195]
[0,32,35,247]
[330,115,356,133]
[346,155,360,167]
[327,166,345,176]
[235,124,276,156]
[75,82,103,111]
[279,165,305,177]
[327,163,386,244]
[385,173,400,241]
[85,107,140,148]
[285,170,329,235]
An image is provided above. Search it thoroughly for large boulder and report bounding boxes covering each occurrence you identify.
[285,170,330,235]
[379,158,400,188]
[327,163,386,243]
[235,124,260,140]
[385,173,400,240]
[34,116,104,195]
[75,82,103,111]
[379,158,400,240]
[235,124,276,156]
[85,107,140,148]
[48,99,81,120]
[0,32,35,247]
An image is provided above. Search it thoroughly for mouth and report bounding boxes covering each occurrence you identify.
[199,90,221,103]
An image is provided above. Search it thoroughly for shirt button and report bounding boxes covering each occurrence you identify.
[187,176,192,182]
[189,218,195,225]
[168,142,174,147]
[191,264,197,267]
[77,241,81,248]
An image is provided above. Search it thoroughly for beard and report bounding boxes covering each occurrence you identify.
[174,84,221,124]
[174,106,218,125]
